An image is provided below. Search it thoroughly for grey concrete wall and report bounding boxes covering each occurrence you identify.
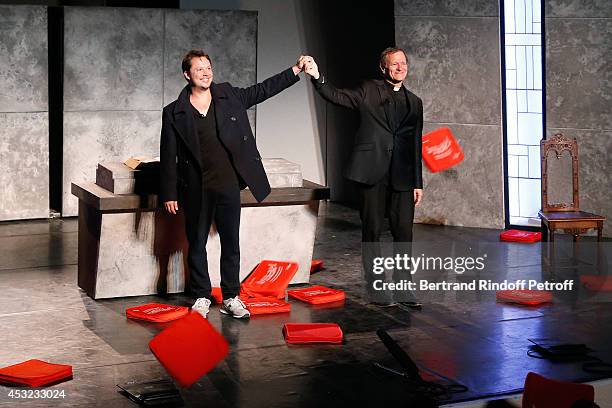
[0,6,49,221]
[545,1,612,237]
[395,0,504,229]
[62,7,257,216]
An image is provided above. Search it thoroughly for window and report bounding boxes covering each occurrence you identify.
[502,0,544,227]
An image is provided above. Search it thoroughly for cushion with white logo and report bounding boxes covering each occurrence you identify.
[126,303,190,323]
[240,260,299,299]
[499,230,542,243]
[422,127,464,172]
[288,285,345,305]
[243,297,291,315]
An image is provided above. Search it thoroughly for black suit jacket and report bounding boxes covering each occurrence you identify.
[313,77,423,190]
[159,67,300,217]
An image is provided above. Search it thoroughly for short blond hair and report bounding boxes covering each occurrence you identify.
[379,47,408,70]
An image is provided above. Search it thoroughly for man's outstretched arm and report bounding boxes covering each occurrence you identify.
[304,58,364,110]
[235,55,310,109]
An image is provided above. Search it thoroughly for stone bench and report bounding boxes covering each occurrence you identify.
[71,159,329,299]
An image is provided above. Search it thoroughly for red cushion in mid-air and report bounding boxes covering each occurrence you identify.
[496,290,553,305]
[422,127,464,172]
[240,260,299,299]
[243,297,291,315]
[126,303,190,323]
[149,313,229,388]
[282,323,344,344]
[288,285,346,305]
[0,359,72,387]
[499,229,542,243]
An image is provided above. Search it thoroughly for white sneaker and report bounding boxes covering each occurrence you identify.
[191,297,211,318]
[220,296,250,319]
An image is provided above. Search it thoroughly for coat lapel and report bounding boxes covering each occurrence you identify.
[172,85,201,169]
[398,86,418,128]
[375,81,393,132]
[211,83,229,144]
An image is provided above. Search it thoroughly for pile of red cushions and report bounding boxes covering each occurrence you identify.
[240,260,299,299]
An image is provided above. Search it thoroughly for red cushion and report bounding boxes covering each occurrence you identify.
[240,260,299,299]
[496,290,553,305]
[422,127,464,172]
[282,323,343,344]
[523,372,594,408]
[310,260,324,273]
[243,297,291,315]
[288,285,346,305]
[149,313,229,388]
[580,275,612,292]
[211,287,223,304]
[0,359,72,387]
[126,303,190,323]
[500,230,542,243]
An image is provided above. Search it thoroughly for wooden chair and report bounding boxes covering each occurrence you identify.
[538,134,605,242]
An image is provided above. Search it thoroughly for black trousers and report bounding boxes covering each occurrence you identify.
[358,180,415,302]
[358,180,414,243]
[184,186,241,300]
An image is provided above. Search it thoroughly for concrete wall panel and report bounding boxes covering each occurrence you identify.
[63,111,161,216]
[0,113,49,221]
[163,9,257,105]
[395,0,504,229]
[63,7,164,111]
[0,6,48,221]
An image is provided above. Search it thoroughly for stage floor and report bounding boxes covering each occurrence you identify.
[0,202,610,407]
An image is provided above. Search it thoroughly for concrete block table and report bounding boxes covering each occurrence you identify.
[71,159,329,299]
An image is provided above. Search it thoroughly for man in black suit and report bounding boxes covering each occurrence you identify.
[160,50,308,319]
[304,48,424,309]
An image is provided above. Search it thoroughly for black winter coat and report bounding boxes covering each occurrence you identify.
[313,77,423,190]
[159,68,300,218]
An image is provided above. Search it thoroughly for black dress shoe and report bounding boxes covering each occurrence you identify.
[369,301,399,308]
[397,301,423,311]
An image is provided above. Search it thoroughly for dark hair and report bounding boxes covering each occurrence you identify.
[379,47,408,70]
[181,50,212,73]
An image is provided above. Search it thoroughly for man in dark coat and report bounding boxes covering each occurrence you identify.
[160,50,307,318]
[304,48,424,309]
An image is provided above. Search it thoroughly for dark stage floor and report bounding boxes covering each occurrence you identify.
[0,202,611,407]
